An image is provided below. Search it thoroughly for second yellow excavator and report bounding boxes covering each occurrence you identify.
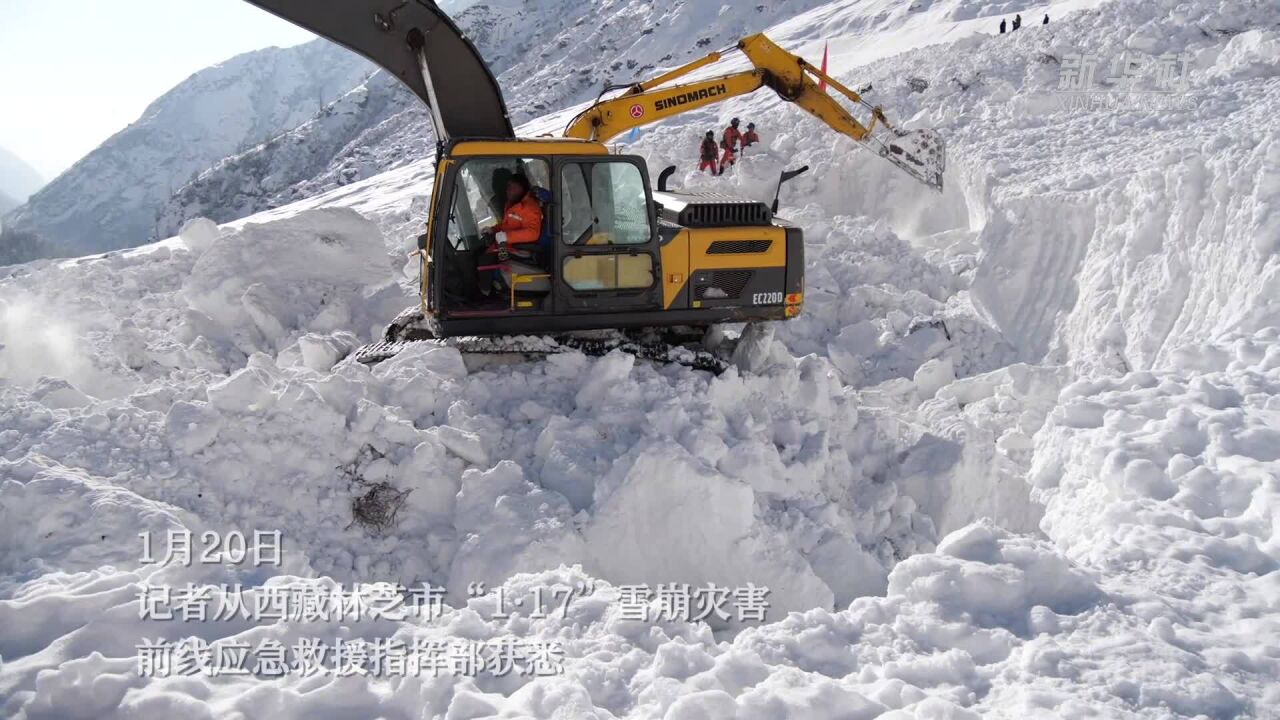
[241,0,946,371]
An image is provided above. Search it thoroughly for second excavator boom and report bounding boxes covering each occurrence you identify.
[565,34,945,192]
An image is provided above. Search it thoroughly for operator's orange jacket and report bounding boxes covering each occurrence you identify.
[495,192,544,245]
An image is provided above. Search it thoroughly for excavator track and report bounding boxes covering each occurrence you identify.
[347,309,732,374]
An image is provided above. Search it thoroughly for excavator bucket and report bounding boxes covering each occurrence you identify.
[878,128,946,192]
[240,0,513,141]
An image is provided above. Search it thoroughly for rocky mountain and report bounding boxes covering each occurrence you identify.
[2,40,373,254]
[0,146,44,210]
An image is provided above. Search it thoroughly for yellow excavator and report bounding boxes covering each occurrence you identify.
[242,0,945,371]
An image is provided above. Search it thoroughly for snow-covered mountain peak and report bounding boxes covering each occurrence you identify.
[3,39,375,255]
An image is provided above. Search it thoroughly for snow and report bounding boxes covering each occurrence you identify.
[3,0,1280,717]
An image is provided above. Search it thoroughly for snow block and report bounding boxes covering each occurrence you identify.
[164,401,224,454]
[375,341,468,381]
[888,520,1102,635]
[584,445,835,616]
[574,350,634,408]
[181,208,394,356]
[277,332,358,372]
[178,217,221,255]
[447,462,586,603]
[431,425,488,467]
[206,366,276,413]
[29,378,92,409]
[913,357,956,399]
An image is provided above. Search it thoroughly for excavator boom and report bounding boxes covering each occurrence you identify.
[241,0,513,142]
[566,34,945,192]
[566,70,770,141]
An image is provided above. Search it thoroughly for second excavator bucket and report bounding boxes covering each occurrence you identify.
[875,128,946,192]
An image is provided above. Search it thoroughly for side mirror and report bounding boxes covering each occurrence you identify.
[416,232,429,251]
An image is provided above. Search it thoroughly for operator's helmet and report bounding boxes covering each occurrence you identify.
[747,123,756,129]
[705,130,714,138]
[731,117,740,126]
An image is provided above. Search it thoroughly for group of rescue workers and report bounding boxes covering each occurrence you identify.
[699,117,760,175]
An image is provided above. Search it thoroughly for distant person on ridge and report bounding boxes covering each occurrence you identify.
[699,131,719,174]
[1013,14,1022,30]
[741,123,760,150]
[999,18,1006,34]
[1043,14,1049,24]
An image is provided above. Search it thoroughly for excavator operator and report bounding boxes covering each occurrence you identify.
[476,173,544,296]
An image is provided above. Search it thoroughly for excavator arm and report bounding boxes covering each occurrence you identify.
[565,34,945,192]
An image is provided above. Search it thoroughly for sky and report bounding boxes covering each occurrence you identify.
[0,0,317,181]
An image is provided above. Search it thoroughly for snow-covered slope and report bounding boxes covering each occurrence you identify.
[2,40,373,255]
[2,0,1280,717]
[155,71,429,235]
[156,0,836,236]
[0,146,44,208]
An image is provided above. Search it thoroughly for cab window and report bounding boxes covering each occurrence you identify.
[560,161,652,246]
[447,157,550,249]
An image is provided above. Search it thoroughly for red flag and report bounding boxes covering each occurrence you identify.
[819,42,829,91]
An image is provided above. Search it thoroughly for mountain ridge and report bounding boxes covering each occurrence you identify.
[2,39,373,255]
[0,146,45,207]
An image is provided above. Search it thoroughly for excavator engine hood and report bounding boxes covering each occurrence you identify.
[241,0,514,141]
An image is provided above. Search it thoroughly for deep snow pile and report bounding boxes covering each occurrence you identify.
[3,0,1280,717]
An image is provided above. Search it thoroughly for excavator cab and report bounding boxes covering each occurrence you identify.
[428,142,665,325]
[414,137,806,345]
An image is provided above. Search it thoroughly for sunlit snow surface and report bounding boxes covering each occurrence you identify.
[3,0,1280,717]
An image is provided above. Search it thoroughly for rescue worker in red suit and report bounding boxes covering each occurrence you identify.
[698,131,719,174]
[719,117,743,174]
[476,173,543,296]
[741,122,760,150]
